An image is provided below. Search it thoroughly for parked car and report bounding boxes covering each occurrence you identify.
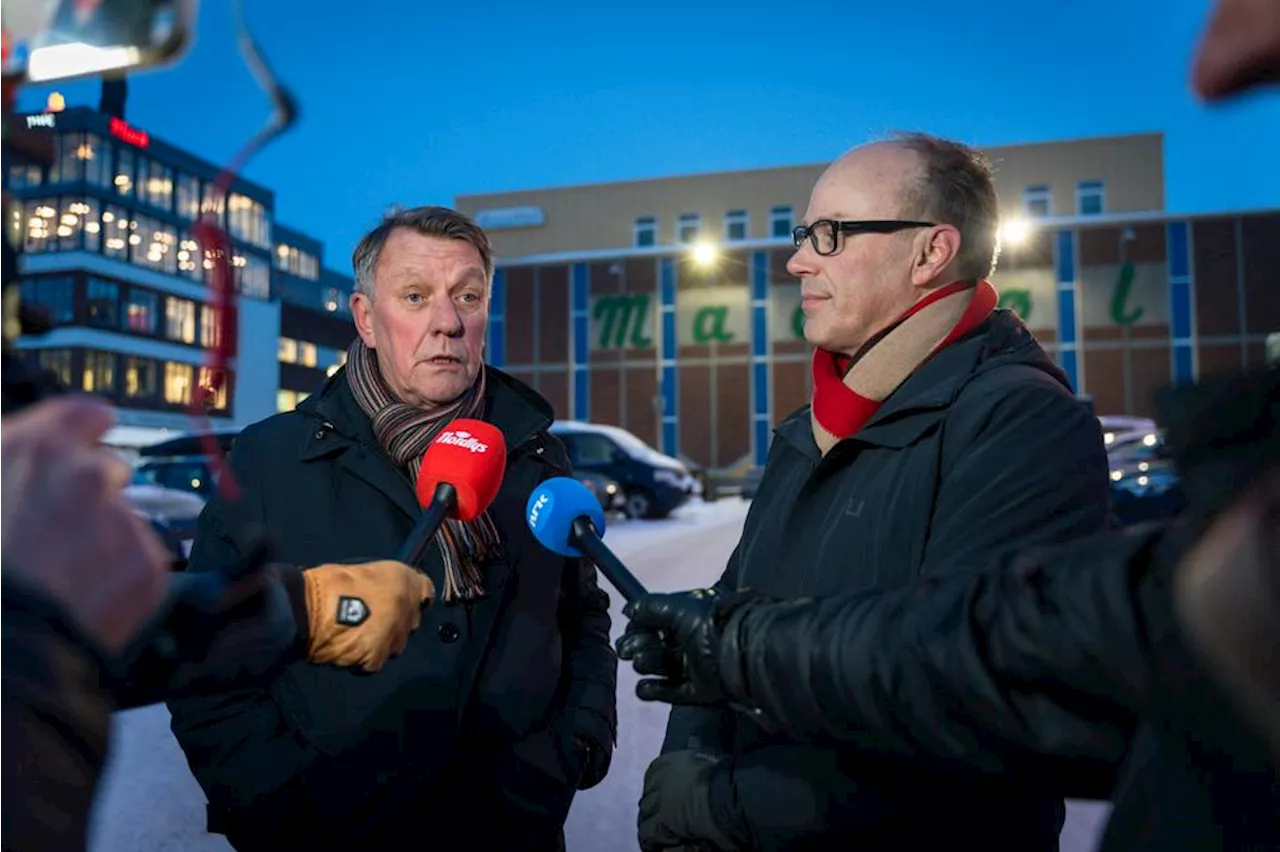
[125,470,206,570]
[1108,456,1186,526]
[134,454,220,500]
[136,427,240,460]
[549,420,697,519]
[576,469,627,514]
[678,454,719,502]
[1098,415,1158,450]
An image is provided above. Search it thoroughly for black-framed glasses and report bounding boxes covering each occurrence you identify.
[792,219,937,256]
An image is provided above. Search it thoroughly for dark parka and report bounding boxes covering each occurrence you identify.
[662,310,1113,850]
[167,367,617,850]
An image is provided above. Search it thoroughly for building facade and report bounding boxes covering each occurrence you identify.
[5,104,356,445]
[456,132,1279,471]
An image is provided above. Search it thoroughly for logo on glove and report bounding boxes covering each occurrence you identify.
[436,430,489,454]
[336,595,370,626]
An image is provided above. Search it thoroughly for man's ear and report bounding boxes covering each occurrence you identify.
[351,291,376,348]
[911,225,963,287]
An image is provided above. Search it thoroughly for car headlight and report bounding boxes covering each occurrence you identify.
[605,483,618,495]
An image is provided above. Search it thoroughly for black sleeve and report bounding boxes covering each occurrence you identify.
[164,435,314,821]
[1,575,114,852]
[920,368,1114,577]
[558,554,618,788]
[723,524,1174,798]
[659,544,744,757]
[536,433,619,788]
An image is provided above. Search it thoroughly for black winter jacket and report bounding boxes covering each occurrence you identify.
[166,367,617,850]
[662,310,1113,850]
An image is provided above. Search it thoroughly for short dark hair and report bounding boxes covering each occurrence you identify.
[890,131,1001,280]
[352,205,494,297]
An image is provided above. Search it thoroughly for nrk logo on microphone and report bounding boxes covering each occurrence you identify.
[435,429,490,454]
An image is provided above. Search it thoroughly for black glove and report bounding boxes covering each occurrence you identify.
[616,587,768,705]
[638,751,740,852]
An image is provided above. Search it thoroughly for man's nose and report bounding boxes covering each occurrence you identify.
[785,245,814,278]
[427,299,464,337]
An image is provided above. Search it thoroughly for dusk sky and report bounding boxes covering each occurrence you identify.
[17,0,1280,271]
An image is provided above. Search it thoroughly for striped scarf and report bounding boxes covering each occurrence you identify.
[346,337,501,601]
[810,279,998,455]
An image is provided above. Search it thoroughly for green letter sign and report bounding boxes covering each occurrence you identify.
[1109,262,1143,327]
[691,306,735,343]
[593,294,653,348]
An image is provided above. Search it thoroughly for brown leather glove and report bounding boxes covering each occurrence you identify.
[303,560,435,672]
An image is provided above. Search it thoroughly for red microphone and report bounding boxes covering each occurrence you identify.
[395,419,507,567]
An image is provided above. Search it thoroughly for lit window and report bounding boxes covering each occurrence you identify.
[165,297,196,344]
[81,350,116,394]
[164,361,193,404]
[177,233,204,281]
[37,349,73,385]
[176,173,200,220]
[124,356,157,397]
[278,337,298,363]
[234,253,270,299]
[198,366,229,410]
[132,215,177,274]
[200,305,222,348]
[299,342,318,368]
[126,289,157,333]
[277,389,298,412]
[102,205,131,261]
[115,147,134,197]
[228,193,270,249]
[770,205,793,238]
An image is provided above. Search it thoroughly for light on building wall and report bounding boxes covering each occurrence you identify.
[691,240,718,268]
[999,218,1033,247]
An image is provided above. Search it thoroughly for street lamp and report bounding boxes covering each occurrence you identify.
[999,217,1033,248]
[691,240,718,268]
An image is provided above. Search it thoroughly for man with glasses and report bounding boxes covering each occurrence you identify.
[620,132,1113,851]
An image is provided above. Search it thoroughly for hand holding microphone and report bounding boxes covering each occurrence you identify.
[302,419,505,673]
[523,477,770,707]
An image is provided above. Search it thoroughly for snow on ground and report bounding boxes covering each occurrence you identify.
[87,498,1110,851]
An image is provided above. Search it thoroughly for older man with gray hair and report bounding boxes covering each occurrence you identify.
[167,206,617,852]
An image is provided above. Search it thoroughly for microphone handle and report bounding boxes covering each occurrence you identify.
[397,482,458,567]
[570,515,650,603]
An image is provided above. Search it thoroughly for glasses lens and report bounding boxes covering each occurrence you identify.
[791,225,807,250]
[813,221,838,255]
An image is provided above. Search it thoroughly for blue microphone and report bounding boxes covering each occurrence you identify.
[526,477,649,603]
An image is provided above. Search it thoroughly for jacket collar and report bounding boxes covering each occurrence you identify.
[776,310,1053,459]
[293,365,555,519]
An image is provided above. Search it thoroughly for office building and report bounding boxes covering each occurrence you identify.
[4,102,357,446]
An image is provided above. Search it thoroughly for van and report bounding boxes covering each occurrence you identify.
[548,420,698,519]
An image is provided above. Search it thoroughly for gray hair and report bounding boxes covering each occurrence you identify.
[351,205,495,298]
[889,131,1001,281]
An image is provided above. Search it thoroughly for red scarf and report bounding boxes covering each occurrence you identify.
[810,279,998,455]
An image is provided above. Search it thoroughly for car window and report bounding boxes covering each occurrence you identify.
[571,434,619,465]
[138,461,213,495]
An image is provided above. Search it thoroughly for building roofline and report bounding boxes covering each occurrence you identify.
[457,131,1166,202]
[493,206,1277,267]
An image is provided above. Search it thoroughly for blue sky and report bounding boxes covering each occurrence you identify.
[18,0,1280,270]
